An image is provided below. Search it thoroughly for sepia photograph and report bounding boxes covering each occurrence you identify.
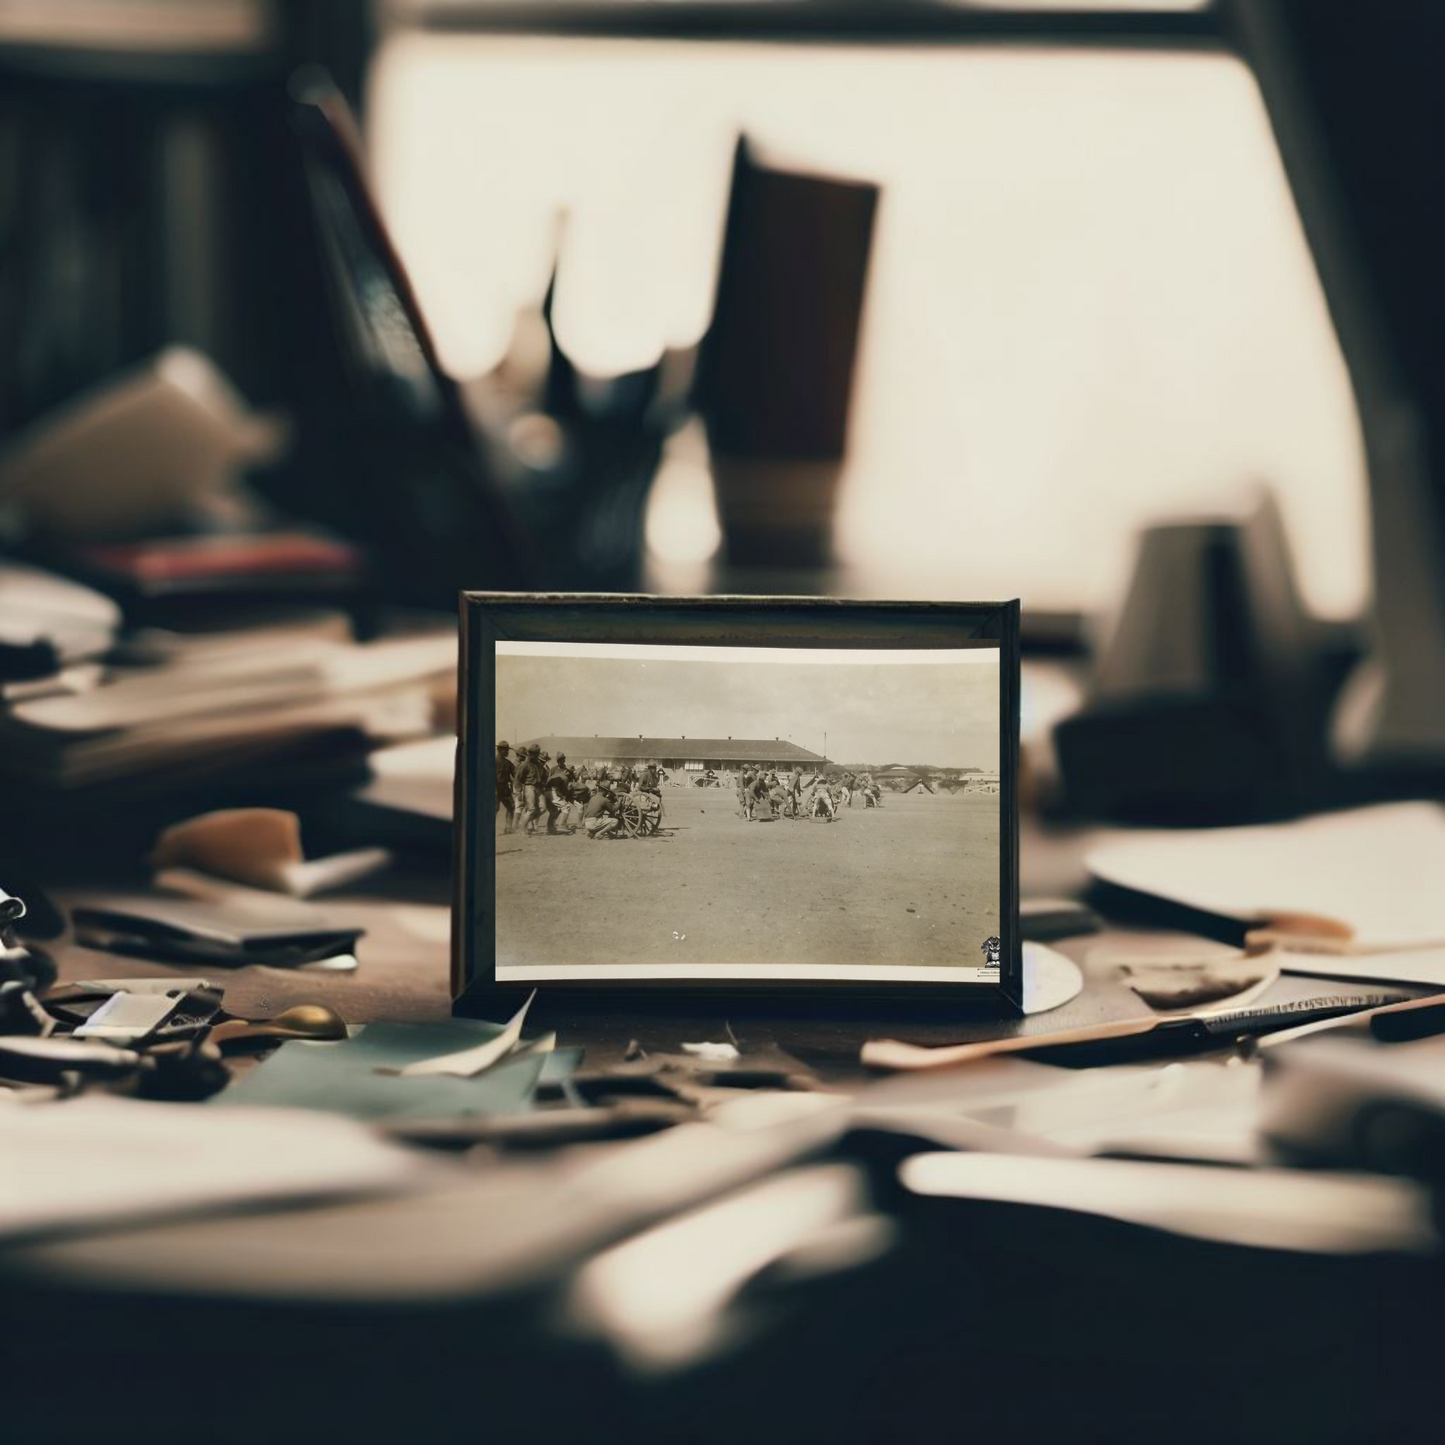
[492,639,1001,984]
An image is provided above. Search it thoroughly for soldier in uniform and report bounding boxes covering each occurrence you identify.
[495,740,516,834]
[807,770,837,819]
[787,765,805,819]
[515,745,548,835]
[547,752,574,833]
[582,782,621,840]
[749,770,773,820]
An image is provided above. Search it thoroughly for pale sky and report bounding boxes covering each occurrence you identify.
[495,646,999,768]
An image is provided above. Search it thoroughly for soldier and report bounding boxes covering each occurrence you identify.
[515,744,548,835]
[495,740,516,834]
[749,769,773,821]
[582,782,621,840]
[808,770,836,819]
[638,760,661,797]
[547,752,575,833]
[787,765,805,819]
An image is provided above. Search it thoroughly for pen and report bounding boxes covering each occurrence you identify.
[1257,990,1445,1048]
[864,993,1402,1071]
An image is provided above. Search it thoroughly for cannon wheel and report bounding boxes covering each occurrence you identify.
[618,794,662,837]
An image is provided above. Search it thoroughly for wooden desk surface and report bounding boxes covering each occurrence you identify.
[14,827,1443,1445]
[42,820,1369,1077]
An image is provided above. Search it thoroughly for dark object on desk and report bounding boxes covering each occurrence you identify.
[0,982,54,1037]
[0,1035,141,1084]
[1371,995,1445,1043]
[0,938,55,995]
[44,982,225,1040]
[1054,493,1345,823]
[71,896,362,972]
[0,640,61,682]
[388,1100,689,1151]
[1032,991,1402,1068]
[52,530,366,625]
[1232,3,1445,782]
[278,69,534,608]
[0,885,57,994]
[1260,1035,1445,1185]
[130,1038,230,1103]
[694,139,877,567]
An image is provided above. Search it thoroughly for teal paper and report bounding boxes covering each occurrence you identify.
[212,1021,579,1120]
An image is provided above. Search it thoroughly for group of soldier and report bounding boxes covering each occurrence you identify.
[495,741,663,840]
[735,766,883,821]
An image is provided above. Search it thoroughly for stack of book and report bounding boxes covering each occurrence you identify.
[0,591,455,844]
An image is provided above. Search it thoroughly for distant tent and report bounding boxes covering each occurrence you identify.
[903,779,936,795]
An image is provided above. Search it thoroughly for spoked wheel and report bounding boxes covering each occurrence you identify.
[618,794,663,837]
[618,795,646,836]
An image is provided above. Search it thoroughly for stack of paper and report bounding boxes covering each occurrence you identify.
[0,629,454,790]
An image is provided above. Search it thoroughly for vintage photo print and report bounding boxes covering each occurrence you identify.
[491,638,1001,986]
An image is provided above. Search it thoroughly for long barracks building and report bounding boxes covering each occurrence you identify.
[518,736,828,775]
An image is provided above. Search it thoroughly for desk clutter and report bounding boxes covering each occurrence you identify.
[6,559,1445,1403]
[0,558,455,863]
[10,847,1445,1265]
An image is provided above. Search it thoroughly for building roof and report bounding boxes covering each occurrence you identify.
[519,736,826,764]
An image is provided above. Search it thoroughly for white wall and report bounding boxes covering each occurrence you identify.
[369,34,1369,620]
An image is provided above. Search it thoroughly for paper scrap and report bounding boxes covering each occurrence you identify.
[899,1152,1435,1255]
[1279,947,1445,989]
[399,991,536,1078]
[0,1096,421,1244]
[1087,802,1445,951]
[212,1019,559,1120]
[680,1041,741,1063]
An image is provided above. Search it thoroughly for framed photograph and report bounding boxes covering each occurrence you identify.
[454,594,1021,1013]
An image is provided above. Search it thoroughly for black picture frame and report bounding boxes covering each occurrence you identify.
[454,593,1021,1016]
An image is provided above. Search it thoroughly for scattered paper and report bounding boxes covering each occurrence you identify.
[400,992,536,1079]
[0,1096,423,1244]
[680,1041,741,1063]
[900,1152,1435,1254]
[1119,957,1279,1012]
[1087,802,1445,950]
[212,1018,562,1120]
[847,1055,1263,1165]
[1021,942,1084,1015]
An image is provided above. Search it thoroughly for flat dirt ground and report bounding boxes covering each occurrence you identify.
[494,788,999,973]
